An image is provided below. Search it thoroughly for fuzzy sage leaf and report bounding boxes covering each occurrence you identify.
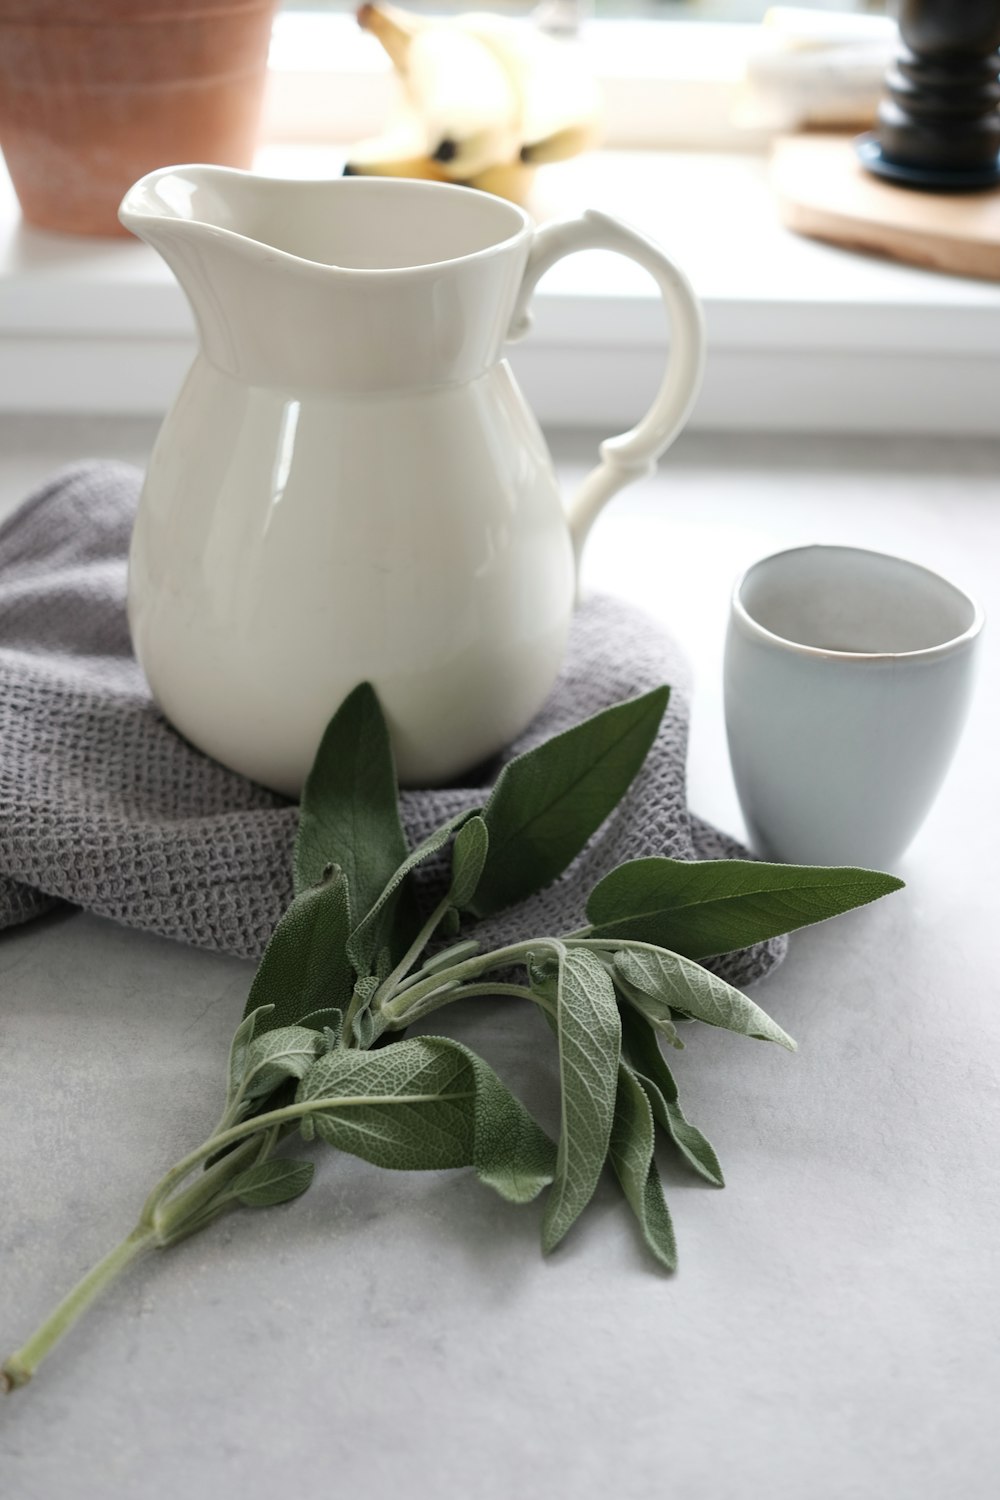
[294,1006,344,1034]
[295,1037,555,1198]
[542,948,622,1254]
[448,815,489,910]
[621,1009,724,1187]
[609,1063,677,1271]
[347,811,473,975]
[588,857,904,957]
[226,1159,316,1208]
[294,682,410,922]
[469,686,670,918]
[613,969,683,1050]
[614,946,796,1052]
[240,1026,324,1101]
[243,868,353,1035]
[227,1006,271,1112]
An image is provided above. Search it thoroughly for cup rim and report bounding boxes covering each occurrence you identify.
[731,543,985,663]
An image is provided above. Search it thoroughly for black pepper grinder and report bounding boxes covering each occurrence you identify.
[857,0,1000,190]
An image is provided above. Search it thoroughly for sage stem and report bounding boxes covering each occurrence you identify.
[5,1094,468,1394]
[372,894,453,1009]
[380,937,564,1020]
[2,1225,156,1392]
[388,980,554,1029]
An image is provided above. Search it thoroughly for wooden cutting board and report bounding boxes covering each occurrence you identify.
[771,133,1000,281]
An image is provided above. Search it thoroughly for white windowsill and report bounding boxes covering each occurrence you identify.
[1,145,999,436]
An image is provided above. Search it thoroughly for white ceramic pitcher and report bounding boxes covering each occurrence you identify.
[120,168,704,794]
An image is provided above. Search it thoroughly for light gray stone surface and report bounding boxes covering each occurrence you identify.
[1,420,998,1499]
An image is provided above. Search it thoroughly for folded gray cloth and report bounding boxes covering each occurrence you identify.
[0,462,785,988]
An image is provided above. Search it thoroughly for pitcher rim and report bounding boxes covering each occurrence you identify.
[118,164,534,278]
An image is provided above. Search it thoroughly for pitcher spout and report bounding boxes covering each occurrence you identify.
[119,166,533,393]
[119,164,281,379]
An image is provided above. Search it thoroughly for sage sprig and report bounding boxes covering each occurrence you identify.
[2,682,903,1393]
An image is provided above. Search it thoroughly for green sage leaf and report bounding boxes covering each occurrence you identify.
[469,686,670,918]
[347,811,471,975]
[614,971,682,1050]
[614,947,796,1052]
[295,1037,555,1198]
[296,1039,475,1170]
[344,975,379,1047]
[295,1006,344,1035]
[227,1006,272,1108]
[587,857,904,957]
[241,1026,323,1100]
[527,951,560,995]
[227,1159,315,1208]
[448,815,489,910]
[294,683,409,917]
[351,1006,387,1050]
[621,1009,724,1186]
[440,907,461,938]
[464,1044,557,1203]
[243,868,353,1035]
[542,948,622,1254]
[609,1063,677,1271]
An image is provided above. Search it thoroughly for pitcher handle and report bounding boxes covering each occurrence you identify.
[509,208,706,582]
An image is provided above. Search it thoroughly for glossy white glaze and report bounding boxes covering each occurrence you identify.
[120,168,704,793]
[724,545,984,867]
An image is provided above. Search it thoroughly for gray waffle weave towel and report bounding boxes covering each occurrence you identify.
[0,462,785,988]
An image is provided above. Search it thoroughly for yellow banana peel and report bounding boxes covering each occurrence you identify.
[349,3,599,204]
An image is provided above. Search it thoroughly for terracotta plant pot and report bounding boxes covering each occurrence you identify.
[0,0,277,236]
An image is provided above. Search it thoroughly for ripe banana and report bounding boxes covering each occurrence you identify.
[355,2,423,72]
[454,12,601,159]
[407,23,521,180]
[344,134,449,183]
[348,3,599,205]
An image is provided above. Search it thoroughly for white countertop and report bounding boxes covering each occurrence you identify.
[1,418,998,1498]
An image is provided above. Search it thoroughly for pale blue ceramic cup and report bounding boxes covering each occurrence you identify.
[724,545,983,868]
